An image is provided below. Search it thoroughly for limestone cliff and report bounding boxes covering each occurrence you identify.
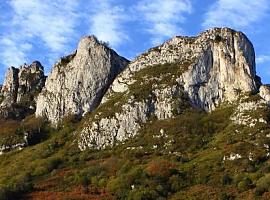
[78,28,262,150]
[107,28,259,111]
[0,67,19,108]
[0,61,46,119]
[35,36,129,124]
[259,84,270,103]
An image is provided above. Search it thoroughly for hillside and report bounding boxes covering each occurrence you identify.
[0,28,270,200]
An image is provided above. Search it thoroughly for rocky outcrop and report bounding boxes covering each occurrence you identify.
[35,36,129,124]
[78,28,261,150]
[107,27,258,111]
[259,85,270,103]
[16,61,46,103]
[230,99,267,127]
[79,85,187,150]
[0,61,46,119]
[0,67,19,108]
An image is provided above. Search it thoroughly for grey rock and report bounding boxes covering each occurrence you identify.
[0,67,19,107]
[16,61,46,103]
[35,36,129,125]
[230,99,267,127]
[259,85,270,103]
[107,27,258,111]
[78,28,260,150]
[0,61,46,119]
[78,85,186,150]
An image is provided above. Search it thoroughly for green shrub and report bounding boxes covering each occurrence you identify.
[169,175,185,192]
[127,186,160,200]
[220,193,235,200]
[107,176,130,199]
[255,173,270,195]
[32,157,62,176]
[221,174,232,185]
[0,173,33,200]
[47,157,63,171]
[237,177,253,192]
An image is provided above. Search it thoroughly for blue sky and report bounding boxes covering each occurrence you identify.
[0,0,270,83]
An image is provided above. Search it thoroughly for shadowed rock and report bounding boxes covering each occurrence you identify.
[0,61,46,119]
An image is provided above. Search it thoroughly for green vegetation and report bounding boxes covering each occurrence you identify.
[0,115,48,150]
[0,96,269,199]
[92,92,128,120]
[128,62,193,101]
[0,58,269,199]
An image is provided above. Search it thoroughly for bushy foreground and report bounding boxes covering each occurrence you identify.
[0,96,270,199]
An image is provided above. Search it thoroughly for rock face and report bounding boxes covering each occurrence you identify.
[0,61,46,119]
[259,85,270,103]
[35,36,129,124]
[0,67,19,108]
[230,99,267,127]
[79,85,188,150]
[107,27,258,111]
[78,28,261,150]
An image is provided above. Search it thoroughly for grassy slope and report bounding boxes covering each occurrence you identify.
[0,97,269,200]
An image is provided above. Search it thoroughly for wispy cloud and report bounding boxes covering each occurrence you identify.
[10,0,79,51]
[88,0,129,47]
[136,0,192,45]
[0,36,32,67]
[203,0,269,28]
[0,0,79,68]
[0,0,130,69]
[257,55,270,64]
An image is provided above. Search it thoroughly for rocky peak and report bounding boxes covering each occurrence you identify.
[0,67,19,107]
[107,27,258,111]
[35,35,129,125]
[78,35,100,50]
[0,61,46,119]
[20,60,44,72]
[16,61,45,102]
[78,27,262,150]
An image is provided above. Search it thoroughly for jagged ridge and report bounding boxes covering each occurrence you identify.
[0,61,46,119]
[0,27,270,199]
[78,27,269,150]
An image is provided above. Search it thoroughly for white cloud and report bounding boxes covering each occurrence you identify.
[0,0,130,69]
[0,0,79,68]
[203,0,269,28]
[0,36,32,67]
[136,0,192,45]
[257,55,270,64]
[10,0,79,51]
[89,1,129,47]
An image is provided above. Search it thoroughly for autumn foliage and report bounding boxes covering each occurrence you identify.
[145,159,177,178]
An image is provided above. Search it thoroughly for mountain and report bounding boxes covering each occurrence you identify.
[35,36,129,125]
[77,27,263,150]
[0,28,270,199]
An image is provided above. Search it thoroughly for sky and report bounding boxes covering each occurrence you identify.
[0,0,270,83]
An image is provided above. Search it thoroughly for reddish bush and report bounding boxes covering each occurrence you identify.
[145,159,176,178]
